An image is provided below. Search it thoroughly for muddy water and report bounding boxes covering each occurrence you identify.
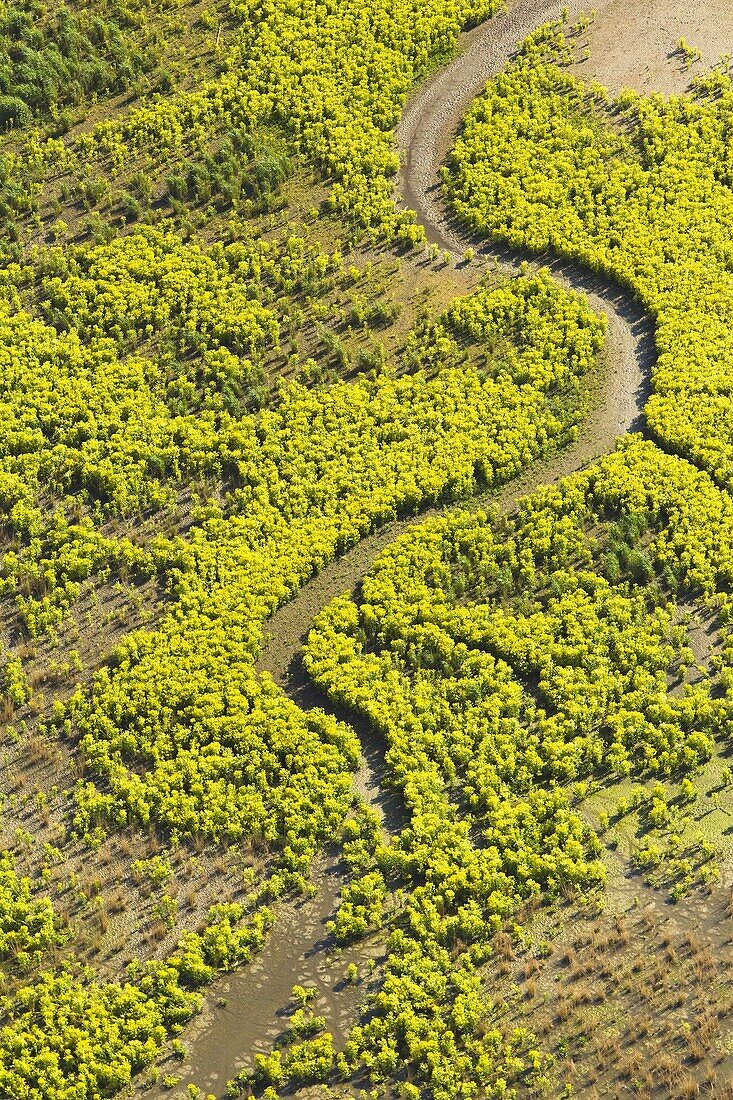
[151,854,383,1098]
[143,666,403,1098]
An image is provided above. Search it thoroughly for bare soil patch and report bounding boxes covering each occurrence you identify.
[571,0,733,97]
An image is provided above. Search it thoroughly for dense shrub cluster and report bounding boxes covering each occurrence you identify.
[446,24,733,486]
[62,272,600,846]
[302,438,733,1097]
[0,853,61,972]
[0,0,161,123]
[78,0,500,242]
[0,211,604,1095]
[0,5,732,1099]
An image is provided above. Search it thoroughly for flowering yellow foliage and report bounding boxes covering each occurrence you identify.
[447,25,733,484]
[82,0,499,241]
[303,437,733,1097]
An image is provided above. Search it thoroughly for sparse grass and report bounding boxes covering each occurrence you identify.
[477,883,733,1097]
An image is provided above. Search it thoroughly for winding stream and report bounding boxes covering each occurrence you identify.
[165,1,657,1093]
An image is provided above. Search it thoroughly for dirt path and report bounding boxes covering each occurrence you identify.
[148,854,385,1098]
[260,0,655,688]
[173,3,661,1092]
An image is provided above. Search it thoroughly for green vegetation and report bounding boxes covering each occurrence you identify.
[0,0,163,124]
[0,13,610,1079]
[301,437,733,1098]
[0,3,728,1100]
[446,22,733,486]
[65,269,598,848]
[0,0,502,245]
